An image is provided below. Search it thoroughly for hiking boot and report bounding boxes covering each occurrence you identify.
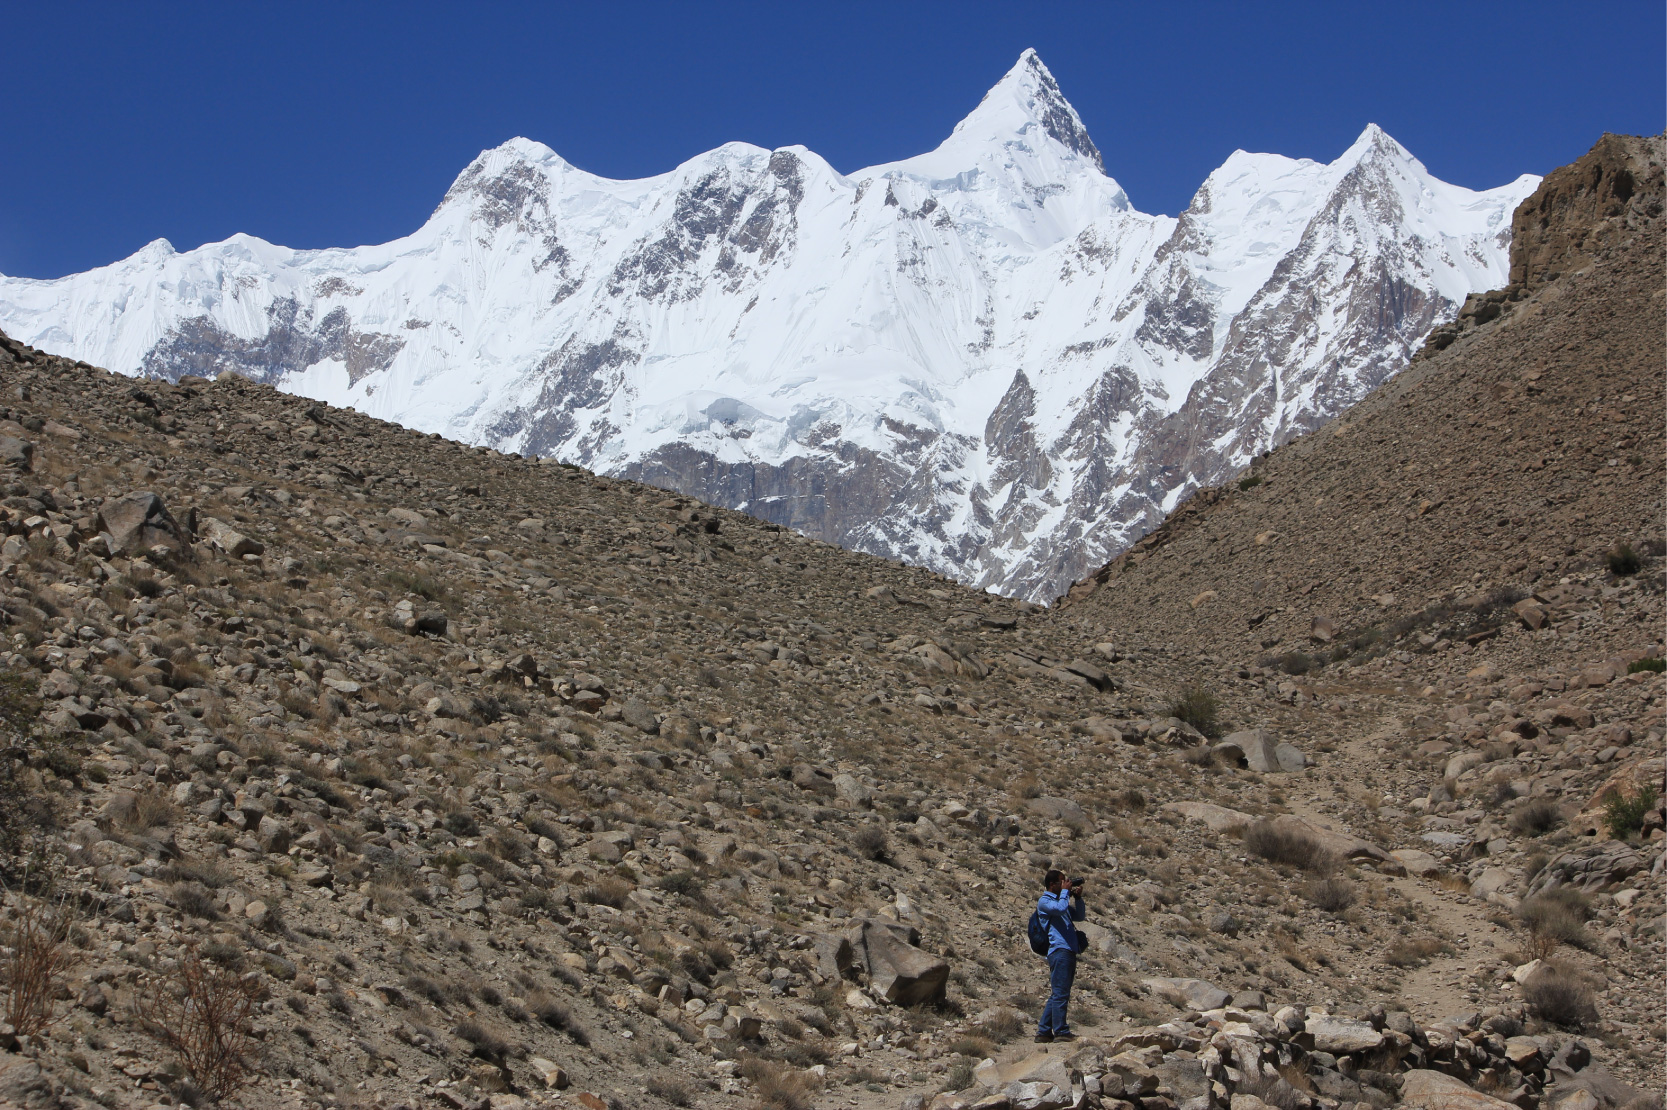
[1053,1031,1078,1042]
[1033,1033,1054,1043]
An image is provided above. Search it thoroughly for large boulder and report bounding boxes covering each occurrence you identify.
[1400,1070,1519,1110]
[1028,795,1088,827]
[97,491,189,556]
[1143,976,1230,1012]
[1159,801,1252,834]
[1304,1013,1385,1054]
[850,918,947,1006]
[199,516,263,558]
[1218,729,1309,773]
[1524,842,1644,896]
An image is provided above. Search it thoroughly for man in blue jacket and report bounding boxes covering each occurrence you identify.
[1036,869,1086,1042]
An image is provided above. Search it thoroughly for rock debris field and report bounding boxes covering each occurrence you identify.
[0,136,1657,1110]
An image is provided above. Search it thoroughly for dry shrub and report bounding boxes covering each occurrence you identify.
[453,1019,509,1062]
[851,825,890,862]
[1384,937,1449,967]
[1,890,75,1034]
[738,1054,818,1110]
[137,947,261,1100]
[1166,685,1220,737]
[1507,798,1563,837]
[1244,820,1334,872]
[528,990,589,1045]
[973,1008,1023,1043]
[580,877,631,909]
[1518,888,1593,952]
[1523,965,1598,1029]
[647,1074,695,1106]
[1303,878,1356,913]
[115,788,180,833]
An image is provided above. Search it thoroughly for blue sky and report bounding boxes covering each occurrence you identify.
[2,2,1661,278]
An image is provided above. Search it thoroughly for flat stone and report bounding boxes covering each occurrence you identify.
[1143,976,1230,1012]
[1399,1069,1518,1110]
[1159,801,1252,833]
[1304,1014,1384,1054]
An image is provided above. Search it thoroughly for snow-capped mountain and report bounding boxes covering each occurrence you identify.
[0,51,1538,600]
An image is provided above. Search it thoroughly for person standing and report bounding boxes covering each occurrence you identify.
[1035,869,1086,1042]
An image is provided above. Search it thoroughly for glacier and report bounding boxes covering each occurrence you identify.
[0,50,1538,600]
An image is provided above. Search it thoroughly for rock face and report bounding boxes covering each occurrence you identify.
[1064,133,1664,653]
[0,53,1536,601]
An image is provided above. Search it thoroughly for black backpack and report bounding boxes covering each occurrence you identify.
[1026,909,1049,956]
[1027,907,1090,957]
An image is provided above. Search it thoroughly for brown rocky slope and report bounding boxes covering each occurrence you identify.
[0,135,1655,1110]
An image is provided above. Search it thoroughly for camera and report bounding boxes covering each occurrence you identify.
[1070,876,1085,888]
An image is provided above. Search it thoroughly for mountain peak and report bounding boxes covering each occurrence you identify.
[947,50,1105,174]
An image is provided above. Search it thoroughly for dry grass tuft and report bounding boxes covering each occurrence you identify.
[1384,936,1450,967]
[1243,820,1334,873]
[1522,964,1598,1028]
[738,1054,819,1110]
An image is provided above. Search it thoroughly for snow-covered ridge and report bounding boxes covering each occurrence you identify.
[0,51,1539,600]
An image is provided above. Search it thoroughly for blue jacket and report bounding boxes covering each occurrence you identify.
[1037,888,1086,954]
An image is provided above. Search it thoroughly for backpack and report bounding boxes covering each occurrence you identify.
[1028,907,1090,956]
[1026,909,1049,956]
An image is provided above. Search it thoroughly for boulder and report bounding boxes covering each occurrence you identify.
[1028,795,1087,827]
[1304,1013,1384,1054]
[812,932,856,981]
[199,516,263,558]
[1143,976,1230,1012]
[832,772,874,808]
[619,697,658,733]
[0,435,34,471]
[1220,729,1307,773]
[974,1051,1072,1092]
[1005,1081,1072,1110]
[1159,801,1252,834]
[852,919,946,1006]
[97,491,189,555]
[1390,848,1445,877]
[1399,1069,1518,1110]
[1525,842,1644,895]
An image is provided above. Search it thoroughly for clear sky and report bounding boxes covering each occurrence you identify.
[2,1,1661,278]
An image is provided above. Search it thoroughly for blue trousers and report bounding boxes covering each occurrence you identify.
[1038,948,1076,1036]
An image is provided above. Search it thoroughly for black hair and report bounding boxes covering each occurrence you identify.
[1043,869,1064,888]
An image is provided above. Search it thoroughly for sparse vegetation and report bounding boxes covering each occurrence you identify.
[737,1053,819,1110]
[1166,684,1220,737]
[1523,965,1598,1029]
[851,825,890,862]
[1303,877,1355,913]
[1518,888,1593,956]
[1508,798,1563,837]
[136,947,262,1101]
[1,886,75,1035]
[1606,542,1641,576]
[1244,820,1334,873]
[1603,785,1658,839]
[1384,936,1450,967]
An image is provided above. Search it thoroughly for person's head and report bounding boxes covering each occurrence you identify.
[1044,869,1065,892]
